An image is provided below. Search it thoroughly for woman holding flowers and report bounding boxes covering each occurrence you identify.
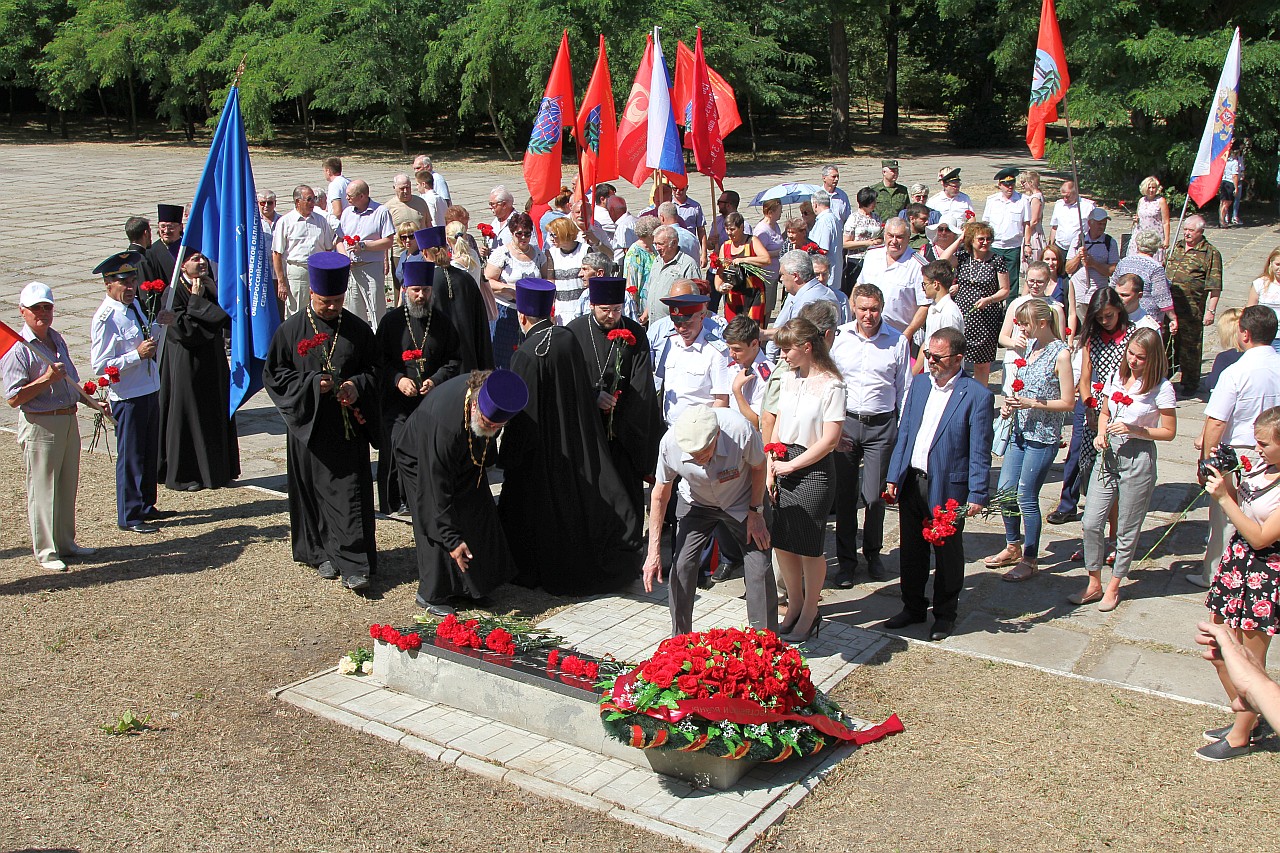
[713,212,771,324]
[1198,406,1280,760]
[984,298,1074,581]
[763,318,847,643]
[1074,328,1176,610]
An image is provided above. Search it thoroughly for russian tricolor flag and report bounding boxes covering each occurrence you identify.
[1187,29,1241,208]
[645,28,685,176]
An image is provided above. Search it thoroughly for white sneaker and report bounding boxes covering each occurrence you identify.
[39,558,68,571]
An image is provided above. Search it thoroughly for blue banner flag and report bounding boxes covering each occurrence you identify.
[181,86,277,416]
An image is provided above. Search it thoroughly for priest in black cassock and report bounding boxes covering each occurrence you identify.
[158,248,240,491]
[395,369,527,616]
[415,226,494,372]
[375,256,461,516]
[566,276,662,520]
[263,251,381,592]
[498,278,644,596]
[140,204,184,298]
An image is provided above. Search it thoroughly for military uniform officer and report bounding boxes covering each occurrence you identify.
[653,290,735,427]
[1164,215,1223,394]
[873,159,910,225]
[90,252,172,533]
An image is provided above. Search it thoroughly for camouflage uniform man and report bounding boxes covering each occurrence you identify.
[1163,214,1222,395]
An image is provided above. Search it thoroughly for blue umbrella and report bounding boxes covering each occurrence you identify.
[749,183,821,206]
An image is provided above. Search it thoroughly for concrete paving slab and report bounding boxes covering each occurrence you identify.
[1079,645,1228,705]
[943,616,1092,672]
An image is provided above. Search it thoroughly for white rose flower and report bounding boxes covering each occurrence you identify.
[337,656,357,675]
[360,661,374,674]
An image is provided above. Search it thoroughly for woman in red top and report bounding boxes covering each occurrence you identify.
[713,212,770,323]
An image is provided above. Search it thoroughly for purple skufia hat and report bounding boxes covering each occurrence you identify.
[588,276,626,305]
[414,226,447,250]
[401,258,436,289]
[515,277,555,317]
[308,251,351,296]
[477,369,529,423]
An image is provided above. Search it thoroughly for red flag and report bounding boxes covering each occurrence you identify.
[674,40,742,140]
[1026,0,1070,160]
[576,35,619,223]
[0,319,23,361]
[687,29,726,187]
[523,31,576,205]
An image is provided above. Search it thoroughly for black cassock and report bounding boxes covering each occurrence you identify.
[141,240,178,291]
[498,319,643,595]
[432,265,494,372]
[374,303,461,513]
[566,313,663,519]
[158,278,240,490]
[263,308,381,578]
[395,375,515,604]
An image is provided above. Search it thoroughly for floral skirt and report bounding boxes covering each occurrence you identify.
[1206,533,1280,635]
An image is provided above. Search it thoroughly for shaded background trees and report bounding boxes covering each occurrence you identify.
[2,0,1277,198]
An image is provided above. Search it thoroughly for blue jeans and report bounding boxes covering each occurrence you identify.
[998,433,1059,561]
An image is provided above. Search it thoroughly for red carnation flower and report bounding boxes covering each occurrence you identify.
[880,489,897,505]
[1121,395,1134,406]
[764,442,787,459]
[963,210,976,220]
[626,285,638,295]
[1242,457,1253,472]
[476,223,496,240]
[140,279,166,293]
[83,381,98,396]
[402,349,423,363]
[1085,397,1099,409]
[104,365,121,382]
[606,328,637,347]
[1111,392,1125,403]
[97,376,110,388]
[1011,379,1025,392]
[342,235,359,246]
[1013,358,1027,369]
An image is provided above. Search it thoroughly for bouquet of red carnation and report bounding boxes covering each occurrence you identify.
[763,442,787,460]
[410,612,563,657]
[602,328,637,438]
[598,627,869,762]
[706,251,723,272]
[369,623,424,652]
[297,332,329,358]
[342,235,360,247]
[1085,380,1104,410]
[83,367,121,455]
[476,223,496,240]
[922,499,961,546]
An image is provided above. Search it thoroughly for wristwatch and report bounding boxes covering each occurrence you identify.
[748,504,763,513]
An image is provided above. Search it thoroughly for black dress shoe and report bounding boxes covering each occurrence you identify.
[711,562,743,582]
[316,561,339,580]
[185,484,204,492]
[425,602,455,617]
[865,554,887,581]
[342,574,370,591]
[834,570,855,590]
[930,619,955,641]
[697,573,715,590]
[119,523,159,534]
[1046,509,1077,525]
[884,610,926,630]
[142,509,176,521]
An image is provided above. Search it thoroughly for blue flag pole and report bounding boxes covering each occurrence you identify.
[163,84,278,418]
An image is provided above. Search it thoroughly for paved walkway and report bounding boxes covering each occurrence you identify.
[3,141,1278,707]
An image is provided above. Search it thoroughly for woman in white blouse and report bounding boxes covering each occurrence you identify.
[763,318,847,642]
[1074,328,1177,610]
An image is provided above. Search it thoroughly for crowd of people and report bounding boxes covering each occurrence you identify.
[5,153,1280,761]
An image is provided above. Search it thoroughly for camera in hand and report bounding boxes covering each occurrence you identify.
[1199,443,1239,480]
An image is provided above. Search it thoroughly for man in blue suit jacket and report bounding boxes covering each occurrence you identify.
[884,327,993,641]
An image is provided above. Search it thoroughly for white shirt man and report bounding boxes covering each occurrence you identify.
[856,221,928,341]
[272,185,339,317]
[821,166,850,227]
[927,172,973,220]
[764,251,842,361]
[1049,182,1096,253]
[653,293,734,426]
[412,155,450,205]
[323,159,351,217]
[982,186,1030,252]
[338,180,396,329]
[828,285,911,583]
[486,187,517,254]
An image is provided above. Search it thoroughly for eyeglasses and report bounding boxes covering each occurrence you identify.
[298,196,316,202]
[923,351,958,362]
[511,230,531,238]
[670,313,699,325]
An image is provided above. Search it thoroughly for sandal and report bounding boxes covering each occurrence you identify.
[1001,560,1038,582]
[984,544,1022,568]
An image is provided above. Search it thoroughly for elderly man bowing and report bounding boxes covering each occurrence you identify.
[645,405,775,636]
[264,252,381,592]
[884,327,993,641]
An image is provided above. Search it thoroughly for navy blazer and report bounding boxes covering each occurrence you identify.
[887,371,994,511]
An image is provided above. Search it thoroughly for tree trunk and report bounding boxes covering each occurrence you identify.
[880,0,900,135]
[126,70,138,139]
[747,96,757,159]
[299,96,311,149]
[59,108,68,140]
[828,9,849,153]
[488,74,514,161]
[96,86,113,138]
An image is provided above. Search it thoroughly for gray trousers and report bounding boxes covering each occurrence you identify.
[347,263,387,330]
[18,411,80,562]
[834,413,896,571]
[670,503,776,636]
[1082,438,1157,579]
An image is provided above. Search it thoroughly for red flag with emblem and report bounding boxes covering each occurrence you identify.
[523,31,576,205]
[674,39,742,141]
[576,35,619,223]
[687,30,726,187]
[0,319,23,361]
[1025,0,1070,160]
